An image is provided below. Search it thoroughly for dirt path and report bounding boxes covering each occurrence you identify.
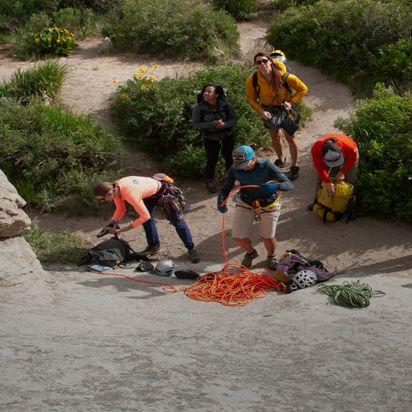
[1,21,412,412]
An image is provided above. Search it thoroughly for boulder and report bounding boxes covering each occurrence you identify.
[0,170,44,282]
[0,170,31,238]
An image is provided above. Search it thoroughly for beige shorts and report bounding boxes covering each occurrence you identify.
[232,200,281,239]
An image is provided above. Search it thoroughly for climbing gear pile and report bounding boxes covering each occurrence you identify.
[318,280,385,308]
[181,262,287,307]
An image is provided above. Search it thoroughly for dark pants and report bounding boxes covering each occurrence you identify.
[142,195,194,251]
[204,135,234,180]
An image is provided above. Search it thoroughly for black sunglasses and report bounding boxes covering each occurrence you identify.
[255,59,269,65]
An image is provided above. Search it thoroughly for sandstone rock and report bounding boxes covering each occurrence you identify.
[0,170,31,238]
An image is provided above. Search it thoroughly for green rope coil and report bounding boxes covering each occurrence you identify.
[318,280,385,308]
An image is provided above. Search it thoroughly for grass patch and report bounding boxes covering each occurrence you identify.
[0,60,67,104]
[25,225,90,264]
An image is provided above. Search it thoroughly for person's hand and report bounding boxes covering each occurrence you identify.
[215,119,225,128]
[326,182,335,196]
[260,110,272,120]
[260,183,278,196]
[217,195,228,214]
[282,101,292,111]
[335,171,345,181]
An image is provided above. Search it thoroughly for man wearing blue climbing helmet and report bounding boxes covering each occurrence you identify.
[217,145,294,271]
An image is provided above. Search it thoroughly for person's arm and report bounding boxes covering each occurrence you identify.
[340,145,358,175]
[286,74,308,105]
[111,197,126,222]
[219,102,237,130]
[191,104,217,130]
[219,168,237,199]
[267,164,294,191]
[311,143,330,183]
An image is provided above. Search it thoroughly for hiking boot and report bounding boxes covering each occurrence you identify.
[241,250,258,268]
[188,248,200,263]
[274,158,286,168]
[139,244,160,257]
[288,166,300,181]
[205,180,218,194]
[266,255,278,271]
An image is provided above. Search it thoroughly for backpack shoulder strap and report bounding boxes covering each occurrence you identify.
[282,72,293,94]
[252,71,260,98]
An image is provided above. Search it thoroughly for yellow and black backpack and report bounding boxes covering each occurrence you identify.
[313,181,355,223]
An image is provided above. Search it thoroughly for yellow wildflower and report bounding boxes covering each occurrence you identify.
[134,72,142,79]
[48,37,51,42]
[112,79,117,84]
[34,37,40,44]
[151,64,159,69]
[137,66,146,72]
[120,93,129,100]
[148,75,156,82]
[140,85,146,91]
[56,39,61,43]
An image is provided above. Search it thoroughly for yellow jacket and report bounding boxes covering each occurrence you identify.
[245,70,308,112]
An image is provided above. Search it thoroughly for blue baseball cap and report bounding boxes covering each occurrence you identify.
[232,145,255,169]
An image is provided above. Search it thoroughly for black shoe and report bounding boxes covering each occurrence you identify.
[188,248,200,263]
[139,244,160,256]
[307,202,314,211]
[288,166,300,181]
[274,158,286,168]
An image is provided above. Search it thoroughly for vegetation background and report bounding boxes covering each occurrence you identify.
[0,0,410,260]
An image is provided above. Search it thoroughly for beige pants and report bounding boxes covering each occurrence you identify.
[232,200,281,239]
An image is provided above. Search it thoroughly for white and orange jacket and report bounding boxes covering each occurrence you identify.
[111,176,161,228]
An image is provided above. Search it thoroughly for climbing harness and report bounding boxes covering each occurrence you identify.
[317,280,385,308]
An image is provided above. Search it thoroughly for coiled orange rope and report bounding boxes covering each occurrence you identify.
[181,262,286,306]
[180,185,287,306]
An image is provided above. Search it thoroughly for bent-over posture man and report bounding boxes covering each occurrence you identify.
[309,133,359,209]
[94,176,200,263]
[217,145,293,270]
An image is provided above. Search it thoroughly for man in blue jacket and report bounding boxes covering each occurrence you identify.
[217,145,293,270]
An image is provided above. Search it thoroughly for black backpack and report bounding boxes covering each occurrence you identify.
[81,237,146,268]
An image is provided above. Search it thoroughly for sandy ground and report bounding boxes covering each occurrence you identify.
[1,20,411,412]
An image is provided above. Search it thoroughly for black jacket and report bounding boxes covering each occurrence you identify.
[191,97,237,141]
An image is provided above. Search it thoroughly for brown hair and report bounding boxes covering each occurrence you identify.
[253,52,283,92]
[93,181,113,198]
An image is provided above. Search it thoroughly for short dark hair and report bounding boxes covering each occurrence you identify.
[93,181,113,198]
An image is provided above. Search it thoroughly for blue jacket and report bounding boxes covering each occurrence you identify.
[191,97,237,141]
[219,158,293,202]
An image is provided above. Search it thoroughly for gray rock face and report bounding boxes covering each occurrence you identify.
[0,170,43,280]
[0,170,31,238]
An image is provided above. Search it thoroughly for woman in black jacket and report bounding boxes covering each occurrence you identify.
[192,84,238,193]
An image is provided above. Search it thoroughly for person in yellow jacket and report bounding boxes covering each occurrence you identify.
[246,52,308,180]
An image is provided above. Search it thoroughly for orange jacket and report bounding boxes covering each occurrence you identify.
[311,133,359,183]
[111,176,161,227]
[245,70,308,112]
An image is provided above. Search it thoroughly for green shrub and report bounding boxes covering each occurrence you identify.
[111,63,311,178]
[335,85,412,222]
[212,0,256,20]
[13,12,52,58]
[52,7,97,39]
[375,38,412,92]
[0,100,120,212]
[25,224,90,263]
[59,0,122,14]
[266,0,412,93]
[0,0,59,30]
[268,0,318,12]
[0,61,67,104]
[102,0,239,61]
[33,26,76,56]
